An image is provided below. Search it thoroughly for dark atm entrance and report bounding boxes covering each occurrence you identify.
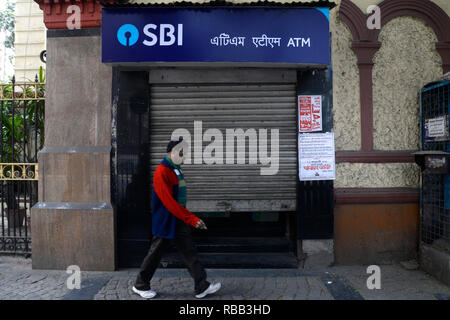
[112,68,333,268]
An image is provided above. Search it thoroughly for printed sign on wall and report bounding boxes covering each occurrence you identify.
[299,132,335,181]
[298,95,322,132]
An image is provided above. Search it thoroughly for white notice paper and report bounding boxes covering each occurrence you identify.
[299,132,335,181]
[426,116,446,138]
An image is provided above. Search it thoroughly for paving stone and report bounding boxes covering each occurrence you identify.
[0,257,449,300]
[280,278,298,300]
[306,277,334,300]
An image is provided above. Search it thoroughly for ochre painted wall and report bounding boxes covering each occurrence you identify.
[331,5,361,151]
[335,163,419,188]
[372,16,443,151]
[334,203,419,264]
[331,0,447,189]
[329,1,445,265]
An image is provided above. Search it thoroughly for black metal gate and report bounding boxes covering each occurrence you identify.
[0,76,45,254]
[420,80,450,247]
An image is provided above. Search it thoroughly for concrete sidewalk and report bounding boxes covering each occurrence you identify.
[0,256,449,300]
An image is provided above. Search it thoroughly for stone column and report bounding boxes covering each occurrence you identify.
[31,29,115,271]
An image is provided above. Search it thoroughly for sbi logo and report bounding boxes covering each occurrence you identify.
[117,23,183,47]
[117,24,139,47]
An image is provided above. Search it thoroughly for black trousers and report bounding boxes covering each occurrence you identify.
[134,219,210,295]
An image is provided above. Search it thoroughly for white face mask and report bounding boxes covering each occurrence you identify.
[170,140,187,165]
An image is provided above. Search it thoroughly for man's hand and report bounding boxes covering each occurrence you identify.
[195,219,207,230]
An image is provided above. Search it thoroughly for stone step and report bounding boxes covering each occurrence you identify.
[160,252,299,269]
[167,237,294,253]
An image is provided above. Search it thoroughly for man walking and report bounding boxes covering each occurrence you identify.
[133,137,221,299]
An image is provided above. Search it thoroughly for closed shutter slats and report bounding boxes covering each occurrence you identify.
[150,78,297,212]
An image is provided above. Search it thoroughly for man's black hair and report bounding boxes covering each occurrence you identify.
[167,137,183,153]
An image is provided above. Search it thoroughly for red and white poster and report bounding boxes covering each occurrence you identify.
[298,95,322,132]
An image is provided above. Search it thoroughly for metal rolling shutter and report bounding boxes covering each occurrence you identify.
[149,69,297,213]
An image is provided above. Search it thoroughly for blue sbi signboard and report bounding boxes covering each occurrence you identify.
[102,7,330,65]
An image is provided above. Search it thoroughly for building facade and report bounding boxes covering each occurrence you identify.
[14,0,47,82]
[30,0,450,272]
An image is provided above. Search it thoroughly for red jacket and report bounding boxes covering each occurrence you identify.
[152,160,199,237]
